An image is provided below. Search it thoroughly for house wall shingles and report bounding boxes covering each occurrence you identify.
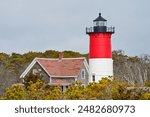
[27,62,50,83]
[51,77,75,84]
[77,63,89,86]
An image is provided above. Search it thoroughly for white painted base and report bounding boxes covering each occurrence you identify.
[89,58,113,82]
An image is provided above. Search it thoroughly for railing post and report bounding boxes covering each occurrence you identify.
[86,27,87,33]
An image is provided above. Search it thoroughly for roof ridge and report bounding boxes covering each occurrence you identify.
[35,57,86,60]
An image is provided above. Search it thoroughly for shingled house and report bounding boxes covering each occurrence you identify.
[20,56,89,91]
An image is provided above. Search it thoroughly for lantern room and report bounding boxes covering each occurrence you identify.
[86,13,115,34]
[93,13,107,27]
[93,13,107,32]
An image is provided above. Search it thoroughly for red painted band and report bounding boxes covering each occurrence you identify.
[89,33,112,58]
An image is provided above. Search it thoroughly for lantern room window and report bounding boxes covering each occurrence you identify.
[93,13,107,27]
[94,21,107,27]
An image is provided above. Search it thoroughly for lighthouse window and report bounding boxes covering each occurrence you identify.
[95,21,99,26]
[99,21,104,26]
[92,75,95,82]
[81,69,85,79]
[94,21,106,26]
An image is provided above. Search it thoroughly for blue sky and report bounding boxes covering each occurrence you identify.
[0,0,150,56]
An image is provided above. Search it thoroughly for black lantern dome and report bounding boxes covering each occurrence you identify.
[93,13,107,26]
[86,13,115,34]
[93,13,107,32]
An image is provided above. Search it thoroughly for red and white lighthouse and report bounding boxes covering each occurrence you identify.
[86,13,115,82]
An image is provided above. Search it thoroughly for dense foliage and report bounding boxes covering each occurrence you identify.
[0,49,150,99]
[1,78,150,100]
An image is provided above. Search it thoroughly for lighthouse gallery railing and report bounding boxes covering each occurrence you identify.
[86,26,115,34]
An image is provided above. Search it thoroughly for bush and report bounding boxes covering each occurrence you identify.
[141,93,150,100]
[6,85,27,100]
[3,78,150,100]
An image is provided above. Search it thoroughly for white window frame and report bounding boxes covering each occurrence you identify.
[75,77,77,81]
[49,77,51,83]
[81,69,85,79]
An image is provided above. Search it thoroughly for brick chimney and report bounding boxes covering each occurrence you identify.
[59,53,64,61]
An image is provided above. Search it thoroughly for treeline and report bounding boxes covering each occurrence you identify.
[113,50,150,85]
[0,50,150,96]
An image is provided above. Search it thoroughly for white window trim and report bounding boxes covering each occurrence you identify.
[75,77,77,81]
[49,77,51,83]
[22,79,25,83]
[81,69,85,79]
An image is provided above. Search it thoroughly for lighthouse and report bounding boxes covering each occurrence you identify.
[86,13,115,82]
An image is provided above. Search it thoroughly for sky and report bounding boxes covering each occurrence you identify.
[0,0,150,56]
